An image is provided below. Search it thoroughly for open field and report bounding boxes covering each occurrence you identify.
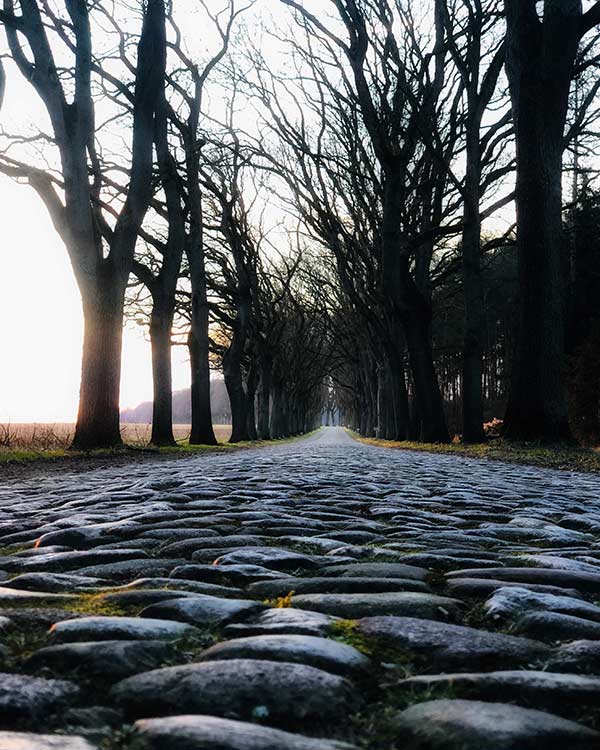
[0,423,232,451]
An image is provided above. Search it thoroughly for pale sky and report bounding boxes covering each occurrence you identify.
[0,178,191,422]
[0,1,567,423]
[0,1,261,424]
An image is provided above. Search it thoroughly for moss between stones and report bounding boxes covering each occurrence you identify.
[328,620,419,673]
[262,591,295,609]
[66,593,136,618]
[346,682,460,749]
[100,725,144,750]
[329,620,375,656]
[0,544,32,557]
[462,602,489,629]
[3,624,50,664]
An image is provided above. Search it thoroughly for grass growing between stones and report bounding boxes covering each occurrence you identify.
[3,624,50,664]
[100,727,144,750]
[329,620,419,673]
[0,544,33,557]
[352,432,600,474]
[330,620,375,657]
[263,590,295,608]
[66,593,137,618]
[344,674,461,749]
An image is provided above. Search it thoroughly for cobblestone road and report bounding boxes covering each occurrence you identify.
[1,427,600,748]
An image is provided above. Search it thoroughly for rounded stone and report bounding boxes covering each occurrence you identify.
[111,658,360,728]
[50,616,198,642]
[393,699,600,749]
[0,733,96,749]
[198,634,370,676]
[292,592,462,621]
[133,715,357,749]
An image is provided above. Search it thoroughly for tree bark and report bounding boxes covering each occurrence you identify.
[245,363,258,441]
[461,126,485,443]
[502,0,583,442]
[73,279,125,449]
[187,237,217,445]
[270,381,284,438]
[223,322,249,443]
[387,347,409,440]
[150,302,176,446]
[257,354,272,439]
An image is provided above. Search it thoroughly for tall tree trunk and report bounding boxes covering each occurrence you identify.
[270,381,284,438]
[503,133,570,440]
[245,363,258,441]
[224,326,249,443]
[150,303,176,446]
[73,280,125,449]
[257,354,272,440]
[188,272,217,445]
[461,127,485,443]
[404,310,449,443]
[386,337,409,440]
[502,0,583,442]
[382,170,450,444]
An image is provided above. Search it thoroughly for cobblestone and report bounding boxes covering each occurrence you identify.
[1,427,600,747]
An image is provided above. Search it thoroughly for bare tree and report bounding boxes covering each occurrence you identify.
[0,0,166,448]
[502,0,600,441]
[440,0,510,442]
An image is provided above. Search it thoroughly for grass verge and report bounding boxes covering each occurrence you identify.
[0,429,320,470]
[351,432,600,474]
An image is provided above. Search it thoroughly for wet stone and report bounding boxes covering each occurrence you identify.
[321,562,429,580]
[70,558,187,580]
[0,607,78,628]
[111,658,360,728]
[98,588,199,608]
[393,699,600,749]
[446,577,584,599]
[0,673,80,728]
[35,521,142,549]
[357,616,550,669]
[0,586,77,603]
[292,592,462,621]
[7,427,600,746]
[132,715,357,750]
[248,576,430,598]
[0,733,96,750]
[50,615,199,642]
[484,586,600,623]
[118,577,245,597]
[170,563,292,585]
[224,608,339,637]
[26,639,179,680]
[140,595,268,627]
[515,611,600,641]
[399,671,600,713]
[160,535,265,556]
[198,634,370,677]
[211,547,321,571]
[547,640,600,674]
[3,549,144,573]
[399,554,503,571]
[2,573,108,593]
[446,567,600,595]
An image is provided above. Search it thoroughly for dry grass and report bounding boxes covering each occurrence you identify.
[0,423,232,451]
[353,432,600,474]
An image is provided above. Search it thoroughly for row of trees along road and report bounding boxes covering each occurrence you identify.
[1,1,600,449]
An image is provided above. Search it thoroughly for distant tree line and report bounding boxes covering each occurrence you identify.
[1,0,600,449]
